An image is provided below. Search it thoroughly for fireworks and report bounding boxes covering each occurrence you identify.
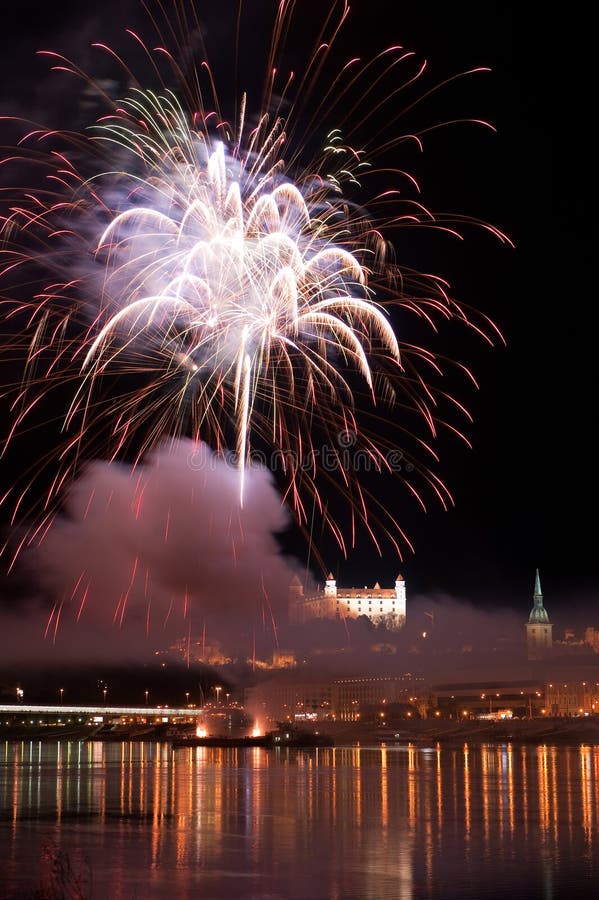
[0,0,510,563]
[81,91,399,505]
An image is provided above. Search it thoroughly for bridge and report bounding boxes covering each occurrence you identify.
[0,704,207,723]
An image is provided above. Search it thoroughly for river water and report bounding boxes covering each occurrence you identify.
[1,740,598,899]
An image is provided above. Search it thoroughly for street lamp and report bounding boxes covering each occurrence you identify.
[103,688,107,706]
[59,688,64,705]
[214,685,222,706]
[145,690,149,706]
[185,692,190,706]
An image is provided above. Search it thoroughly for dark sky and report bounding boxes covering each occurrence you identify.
[0,2,594,626]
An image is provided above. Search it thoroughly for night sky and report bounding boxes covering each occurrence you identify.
[0,2,594,630]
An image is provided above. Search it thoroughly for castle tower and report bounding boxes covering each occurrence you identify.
[324,573,337,597]
[395,574,407,622]
[526,569,553,660]
[288,574,304,625]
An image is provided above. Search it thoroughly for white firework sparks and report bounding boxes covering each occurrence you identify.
[78,91,399,502]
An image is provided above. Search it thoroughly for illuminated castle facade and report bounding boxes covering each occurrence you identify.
[288,572,406,631]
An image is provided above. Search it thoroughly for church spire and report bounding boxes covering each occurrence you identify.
[529,569,549,623]
[526,568,552,659]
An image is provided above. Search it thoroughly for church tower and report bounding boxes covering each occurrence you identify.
[526,569,553,660]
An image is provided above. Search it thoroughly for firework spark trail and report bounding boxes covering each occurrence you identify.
[71,96,402,511]
[0,1,510,594]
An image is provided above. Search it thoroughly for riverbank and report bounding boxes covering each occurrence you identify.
[2,717,599,745]
[330,716,599,745]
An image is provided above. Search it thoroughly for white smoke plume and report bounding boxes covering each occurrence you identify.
[11,440,300,661]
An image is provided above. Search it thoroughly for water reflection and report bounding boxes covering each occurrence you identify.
[1,740,599,898]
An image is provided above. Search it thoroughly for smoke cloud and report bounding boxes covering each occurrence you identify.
[2,440,301,662]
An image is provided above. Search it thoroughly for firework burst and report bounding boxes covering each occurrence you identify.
[80,91,400,506]
[1,0,510,568]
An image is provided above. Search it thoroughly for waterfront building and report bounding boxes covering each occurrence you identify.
[244,676,333,723]
[432,680,545,718]
[288,571,406,630]
[245,672,427,722]
[332,674,426,721]
[544,680,599,716]
[526,569,553,660]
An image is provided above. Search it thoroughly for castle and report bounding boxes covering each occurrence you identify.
[288,572,407,631]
